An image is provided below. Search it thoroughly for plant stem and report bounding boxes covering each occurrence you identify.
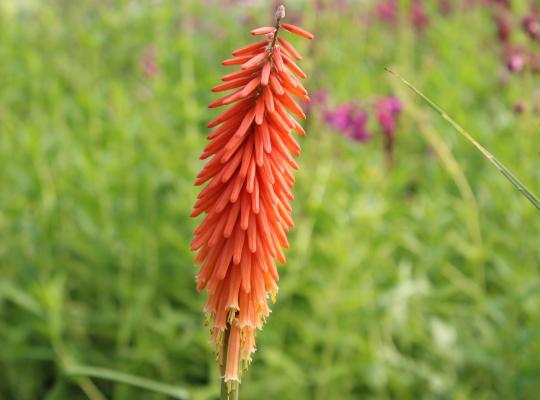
[220,324,239,400]
[271,5,285,49]
[386,67,540,212]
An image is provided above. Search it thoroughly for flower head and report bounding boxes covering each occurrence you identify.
[376,96,402,138]
[325,104,353,131]
[324,103,371,142]
[191,7,313,390]
[142,46,159,79]
[506,52,525,72]
[376,0,398,24]
[522,13,540,40]
[349,110,370,142]
[495,13,511,42]
[411,0,429,31]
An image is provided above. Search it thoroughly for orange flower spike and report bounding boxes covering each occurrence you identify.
[190,4,314,394]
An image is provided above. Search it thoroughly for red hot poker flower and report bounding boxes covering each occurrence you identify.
[190,4,313,392]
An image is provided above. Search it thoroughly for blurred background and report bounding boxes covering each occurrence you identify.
[1,0,540,399]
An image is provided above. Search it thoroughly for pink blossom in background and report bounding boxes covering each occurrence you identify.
[325,104,353,131]
[376,97,402,138]
[495,13,511,42]
[410,0,429,31]
[142,46,159,79]
[376,0,398,24]
[324,104,371,143]
[506,52,525,73]
[522,13,540,40]
[349,110,371,142]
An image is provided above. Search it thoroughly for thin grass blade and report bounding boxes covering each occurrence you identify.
[65,365,190,400]
[386,68,540,212]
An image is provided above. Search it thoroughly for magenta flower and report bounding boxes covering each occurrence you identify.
[522,14,540,40]
[507,52,525,72]
[349,111,370,142]
[324,104,371,143]
[142,46,159,79]
[411,0,429,31]
[325,104,353,131]
[376,97,402,138]
[376,0,398,25]
[495,13,511,42]
[375,97,402,167]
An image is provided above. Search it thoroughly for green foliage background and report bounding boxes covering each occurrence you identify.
[1,0,539,399]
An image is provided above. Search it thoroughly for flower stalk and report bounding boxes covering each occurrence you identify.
[220,324,238,400]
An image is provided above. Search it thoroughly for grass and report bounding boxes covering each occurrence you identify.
[1,1,539,399]
[386,67,540,211]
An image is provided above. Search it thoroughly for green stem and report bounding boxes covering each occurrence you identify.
[386,68,540,212]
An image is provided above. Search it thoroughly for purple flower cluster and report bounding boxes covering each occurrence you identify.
[324,104,371,143]
[410,0,429,32]
[376,97,402,139]
[375,0,430,31]
[489,3,540,75]
[485,2,540,114]
[372,0,538,36]
[320,95,402,147]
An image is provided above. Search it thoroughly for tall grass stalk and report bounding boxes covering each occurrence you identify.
[65,365,190,400]
[386,68,540,212]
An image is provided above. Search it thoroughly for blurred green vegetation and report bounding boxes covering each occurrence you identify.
[1,0,539,399]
